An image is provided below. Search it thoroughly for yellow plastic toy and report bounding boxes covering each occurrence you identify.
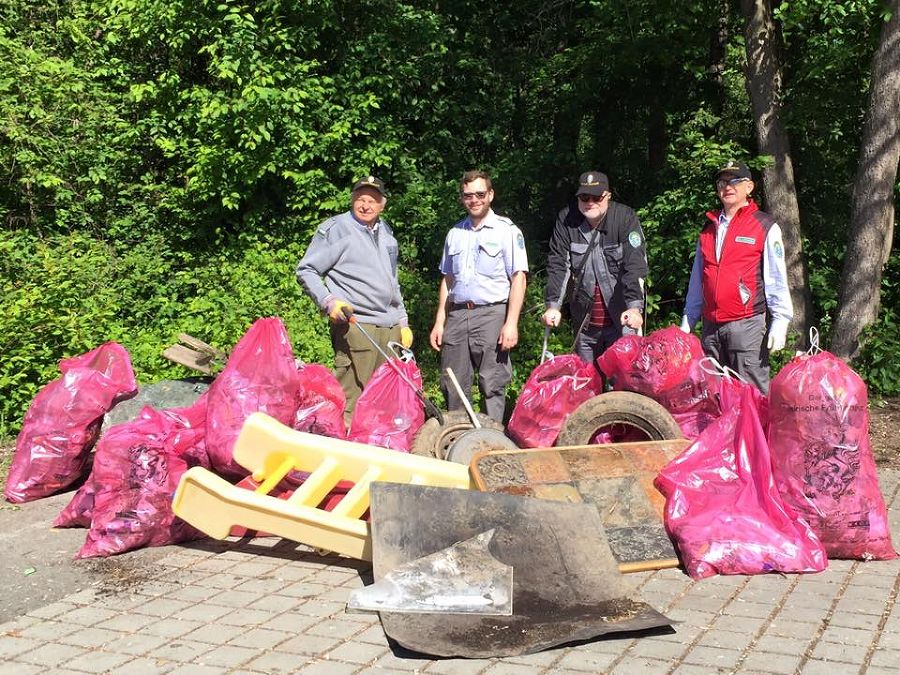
[172,412,474,560]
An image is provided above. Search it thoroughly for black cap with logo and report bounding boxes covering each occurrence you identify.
[714,161,752,181]
[351,175,386,196]
[576,171,610,196]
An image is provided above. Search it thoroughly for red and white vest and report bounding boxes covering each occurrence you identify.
[699,200,774,324]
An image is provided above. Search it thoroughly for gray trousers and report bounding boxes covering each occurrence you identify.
[701,314,769,394]
[439,304,511,422]
[574,324,638,365]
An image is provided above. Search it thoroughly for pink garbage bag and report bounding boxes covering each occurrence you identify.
[597,327,720,439]
[507,355,602,447]
[205,318,302,478]
[768,351,897,560]
[655,377,827,578]
[53,475,97,528]
[293,364,346,438]
[5,342,137,503]
[347,359,424,452]
[76,406,204,558]
[55,396,209,530]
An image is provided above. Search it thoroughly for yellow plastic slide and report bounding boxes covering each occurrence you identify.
[172,412,474,560]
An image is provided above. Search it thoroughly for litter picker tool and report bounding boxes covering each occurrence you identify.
[343,307,444,425]
[540,325,552,364]
[443,367,517,464]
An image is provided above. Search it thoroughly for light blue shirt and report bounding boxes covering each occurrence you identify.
[439,209,529,305]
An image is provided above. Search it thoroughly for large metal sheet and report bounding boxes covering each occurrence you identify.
[369,483,672,658]
[471,440,689,571]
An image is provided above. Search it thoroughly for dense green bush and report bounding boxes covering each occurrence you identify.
[1,0,897,440]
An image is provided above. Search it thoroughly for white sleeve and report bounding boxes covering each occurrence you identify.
[683,241,704,328]
[763,223,794,332]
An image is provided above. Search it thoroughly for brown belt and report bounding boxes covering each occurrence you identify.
[450,301,507,310]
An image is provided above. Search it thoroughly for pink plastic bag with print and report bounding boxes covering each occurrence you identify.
[205,318,302,478]
[5,342,137,503]
[55,395,210,529]
[768,350,897,560]
[507,355,602,448]
[347,359,424,452]
[76,406,205,557]
[597,327,721,439]
[655,377,827,578]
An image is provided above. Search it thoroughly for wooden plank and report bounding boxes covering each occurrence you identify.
[176,333,226,359]
[162,344,214,374]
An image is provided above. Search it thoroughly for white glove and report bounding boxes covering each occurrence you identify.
[767,324,787,352]
[679,316,691,334]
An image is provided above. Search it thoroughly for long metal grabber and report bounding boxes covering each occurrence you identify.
[342,306,444,425]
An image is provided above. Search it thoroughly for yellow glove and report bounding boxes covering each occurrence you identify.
[400,327,414,349]
[327,299,353,323]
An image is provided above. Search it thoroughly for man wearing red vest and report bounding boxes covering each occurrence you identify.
[680,161,793,393]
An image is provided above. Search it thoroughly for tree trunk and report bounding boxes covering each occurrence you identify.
[830,1,900,361]
[707,0,730,113]
[741,0,815,344]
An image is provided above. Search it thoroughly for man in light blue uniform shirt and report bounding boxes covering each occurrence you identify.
[429,170,528,422]
[296,176,412,421]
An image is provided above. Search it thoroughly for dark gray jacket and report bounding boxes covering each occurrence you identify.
[545,200,648,334]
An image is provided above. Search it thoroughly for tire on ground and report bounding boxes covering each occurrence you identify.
[411,410,505,460]
[556,391,683,446]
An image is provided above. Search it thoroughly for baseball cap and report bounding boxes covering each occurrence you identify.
[575,171,609,196]
[714,161,752,180]
[351,175,386,196]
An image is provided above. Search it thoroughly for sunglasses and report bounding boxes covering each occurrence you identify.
[715,177,750,190]
[577,193,608,203]
[461,191,488,201]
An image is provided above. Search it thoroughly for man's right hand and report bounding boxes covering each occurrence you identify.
[429,323,444,351]
[327,299,353,323]
[542,308,562,327]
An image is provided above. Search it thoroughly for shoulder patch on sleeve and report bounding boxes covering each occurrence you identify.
[517,233,525,249]
[628,231,642,248]
[316,218,337,236]
[774,240,784,258]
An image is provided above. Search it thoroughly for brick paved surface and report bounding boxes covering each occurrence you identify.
[2,469,898,674]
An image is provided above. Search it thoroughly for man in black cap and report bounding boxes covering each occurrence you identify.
[680,161,793,393]
[542,171,649,364]
[296,175,412,421]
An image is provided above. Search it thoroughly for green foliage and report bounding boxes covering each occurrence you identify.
[0,0,898,439]
[0,227,335,437]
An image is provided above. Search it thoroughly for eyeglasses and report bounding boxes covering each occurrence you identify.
[715,177,750,190]
[461,191,488,201]
[578,193,608,203]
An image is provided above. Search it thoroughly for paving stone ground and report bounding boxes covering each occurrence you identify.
[2,470,898,674]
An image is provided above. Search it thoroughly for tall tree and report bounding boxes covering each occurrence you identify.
[741,0,814,341]
[831,1,900,360]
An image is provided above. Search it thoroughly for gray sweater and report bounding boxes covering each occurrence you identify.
[296,211,408,326]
